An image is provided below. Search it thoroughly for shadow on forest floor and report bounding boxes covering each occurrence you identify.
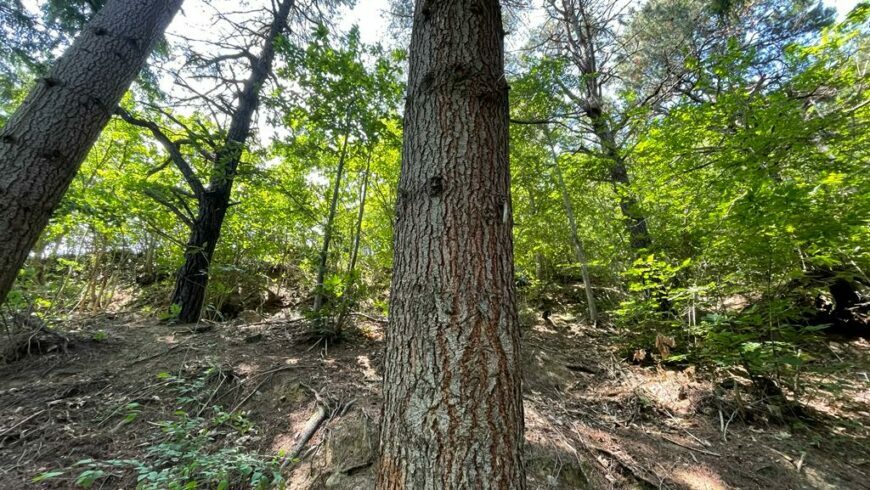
[0,310,867,488]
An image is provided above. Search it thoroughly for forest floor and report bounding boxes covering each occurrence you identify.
[1,310,868,489]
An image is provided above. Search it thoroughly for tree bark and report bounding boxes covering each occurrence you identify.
[170,190,227,322]
[377,0,526,487]
[168,0,293,322]
[546,0,652,252]
[548,139,598,325]
[0,0,183,304]
[607,152,651,251]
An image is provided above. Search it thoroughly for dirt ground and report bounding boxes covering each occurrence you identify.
[1,311,868,489]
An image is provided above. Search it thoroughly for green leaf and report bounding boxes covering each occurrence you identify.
[32,470,64,482]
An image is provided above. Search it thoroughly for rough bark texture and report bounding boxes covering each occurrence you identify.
[377,0,526,488]
[170,191,227,322]
[169,0,293,322]
[0,0,183,304]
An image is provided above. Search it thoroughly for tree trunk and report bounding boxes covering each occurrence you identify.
[167,0,293,322]
[170,191,227,322]
[587,110,651,251]
[0,0,183,304]
[608,154,651,251]
[525,186,547,281]
[548,141,598,325]
[312,131,350,314]
[377,0,526,487]
[347,157,371,276]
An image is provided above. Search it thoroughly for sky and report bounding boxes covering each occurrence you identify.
[19,0,862,51]
[337,0,863,50]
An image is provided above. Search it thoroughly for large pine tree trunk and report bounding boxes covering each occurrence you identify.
[168,0,293,323]
[0,0,183,303]
[377,0,526,487]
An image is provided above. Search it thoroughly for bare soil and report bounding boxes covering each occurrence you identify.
[1,311,868,489]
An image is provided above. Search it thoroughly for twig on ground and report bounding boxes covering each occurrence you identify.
[280,390,332,470]
[0,409,46,439]
[661,435,722,457]
[197,369,229,417]
[350,312,388,324]
[720,408,738,442]
[588,443,663,488]
[231,375,275,413]
[250,364,308,379]
[126,343,185,366]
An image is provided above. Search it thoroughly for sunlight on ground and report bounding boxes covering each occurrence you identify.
[356,355,378,381]
[235,362,260,376]
[673,467,728,490]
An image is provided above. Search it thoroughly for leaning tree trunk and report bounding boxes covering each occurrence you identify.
[608,154,651,251]
[0,0,183,304]
[548,141,598,325]
[377,0,526,487]
[169,0,293,323]
[170,190,227,322]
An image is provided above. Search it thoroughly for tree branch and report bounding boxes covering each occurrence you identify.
[142,187,195,228]
[115,108,206,198]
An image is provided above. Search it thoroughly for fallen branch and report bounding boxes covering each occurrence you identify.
[231,375,275,413]
[126,343,185,366]
[589,444,662,488]
[350,312,388,324]
[661,435,722,457]
[280,389,332,470]
[230,365,307,412]
[573,429,663,489]
[0,410,46,439]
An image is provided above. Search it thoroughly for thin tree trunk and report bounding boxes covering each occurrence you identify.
[169,0,293,323]
[526,186,546,281]
[334,157,371,335]
[0,0,183,304]
[312,130,350,314]
[549,142,598,325]
[377,0,526,487]
[348,156,371,276]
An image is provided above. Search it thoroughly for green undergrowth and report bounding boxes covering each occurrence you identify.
[34,368,285,489]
